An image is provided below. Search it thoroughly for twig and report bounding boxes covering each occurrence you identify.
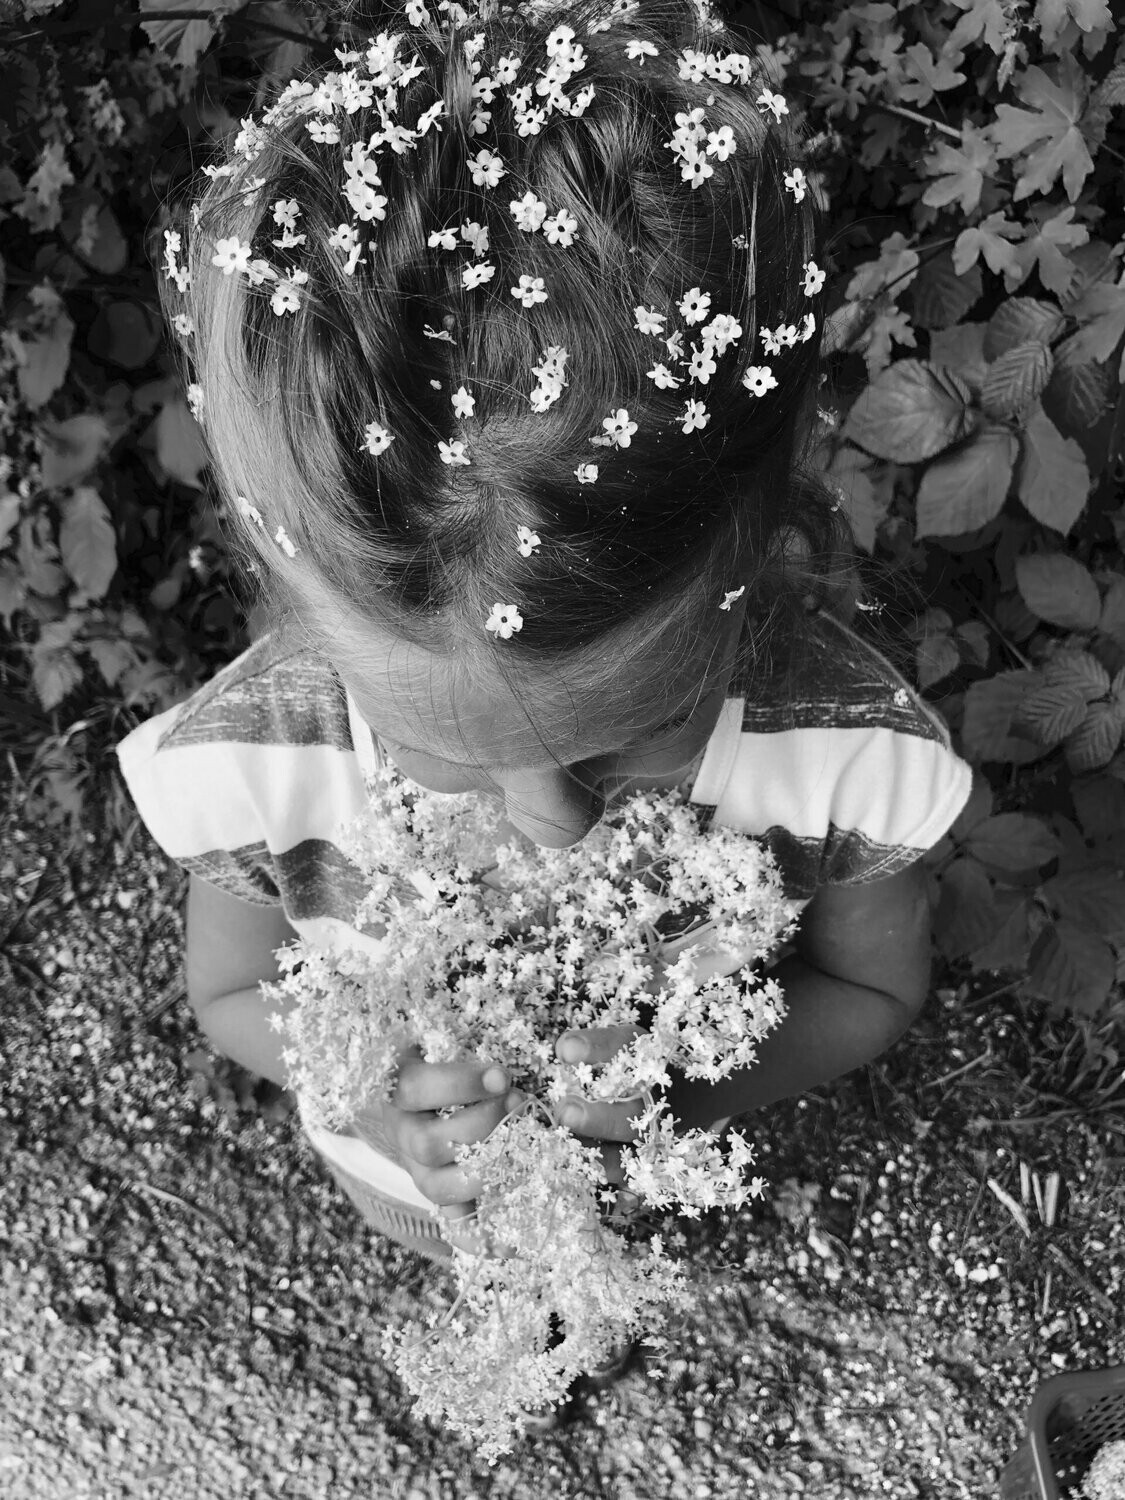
[987,1177,1032,1238]
[953,581,1035,671]
[1047,1244,1116,1316]
[873,102,963,141]
[923,1048,993,1091]
[1040,1268,1052,1320]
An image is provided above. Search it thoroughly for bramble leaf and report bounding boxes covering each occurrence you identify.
[981,341,1054,421]
[910,253,982,332]
[825,444,886,554]
[934,856,997,959]
[921,122,996,214]
[989,56,1094,202]
[983,297,1064,360]
[1064,280,1125,367]
[968,890,1033,973]
[1064,701,1125,773]
[929,323,989,391]
[1043,863,1125,937]
[963,812,1061,869]
[1044,332,1114,430]
[961,670,1045,763]
[1016,552,1101,629]
[843,359,975,463]
[15,307,75,410]
[916,427,1017,537]
[1025,920,1115,1014]
[31,649,84,713]
[916,629,960,689]
[58,486,118,599]
[1042,648,1111,699]
[153,397,209,488]
[38,414,111,490]
[1098,578,1125,646]
[1014,680,1090,745]
[1017,405,1091,534]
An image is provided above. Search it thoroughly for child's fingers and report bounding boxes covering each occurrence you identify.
[555,1024,640,1066]
[400,1095,513,1166]
[558,1095,645,1144]
[413,1161,485,1207]
[393,1055,508,1113]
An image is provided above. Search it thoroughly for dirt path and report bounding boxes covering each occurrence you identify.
[2,795,1122,1498]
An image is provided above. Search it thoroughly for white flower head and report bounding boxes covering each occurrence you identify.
[362,420,394,455]
[510,191,548,232]
[719,585,746,611]
[784,166,807,203]
[634,306,666,337]
[626,40,658,63]
[678,287,711,325]
[485,602,523,638]
[681,398,709,433]
[757,88,788,122]
[516,524,541,556]
[542,209,579,247]
[235,495,264,529]
[511,275,548,307]
[452,386,475,418]
[599,408,637,448]
[439,439,471,465]
[212,236,252,277]
[803,259,826,297]
[574,462,599,483]
[274,525,298,557]
[742,365,778,397]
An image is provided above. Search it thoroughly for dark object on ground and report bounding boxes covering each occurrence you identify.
[1000,1365,1125,1499]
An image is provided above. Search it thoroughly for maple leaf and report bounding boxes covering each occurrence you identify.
[948,0,1015,53]
[845,232,920,303]
[1035,0,1114,48]
[1012,204,1090,297]
[922,122,998,214]
[898,42,967,107]
[953,213,1026,288]
[990,55,1095,202]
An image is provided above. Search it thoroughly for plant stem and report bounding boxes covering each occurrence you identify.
[875,102,963,141]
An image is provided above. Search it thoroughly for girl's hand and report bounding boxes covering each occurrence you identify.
[365,1048,520,1246]
[554,1024,646,1188]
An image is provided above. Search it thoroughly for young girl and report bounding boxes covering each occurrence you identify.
[119,0,971,1290]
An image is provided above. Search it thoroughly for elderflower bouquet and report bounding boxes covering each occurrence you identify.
[263,765,799,1460]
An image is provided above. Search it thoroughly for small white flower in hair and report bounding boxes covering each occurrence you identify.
[173,313,194,337]
[800,312,816,341]
[706,126,736,161]
[511,275,548,307]
[429,226,458,250]
[665,329,685,361]
[542,209,579,246]
[575,463,599,483]
[682,153,715,190]
[516,525,541,556]
[803,260,826,296]
[495,53,522,85]
[423,325,454,342]
[212,236,253,276]
[742,365,778,397]
[678,287,712,325]
[186,383,204,420]
[757,88,789,122]
[270,272,307,317]
[461,220,490,257]
[405,0,428,22]
[626,40,658,63]
[678,48,708,83]
[462,261,497,290]
[646,363,682,390]
[307,118,341,145]
[362,420,394,455]
[680,399,709,434]
[430,380,442,390]
[571,84,596,114]
[515,107,548,138]
[469,149,506,188]
[784,166,808,202]
[688,346,717,384]
[235,495,264,529]
[547,23,576,55]
[275,526,298,558]
[600,409,637,448]
[452,386,475,418]
[634,306,666,336]
[246,258,276,288]
[719,585,746,611]
[510,192,548,232]
[732,232,749,249]
[485,603,524,639]
[439,439,471,466]
[702,314,743,355]
[759,324,791,356]
[417,100,445,135]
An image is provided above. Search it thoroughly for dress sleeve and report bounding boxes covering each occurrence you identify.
[115,704,283,905]
[818,721,973,886]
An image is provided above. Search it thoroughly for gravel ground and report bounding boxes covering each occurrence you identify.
[1,781,1123,1500]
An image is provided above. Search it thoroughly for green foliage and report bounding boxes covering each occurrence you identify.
[1,0,1123,1018]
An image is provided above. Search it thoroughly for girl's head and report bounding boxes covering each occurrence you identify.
[163,0,857,844]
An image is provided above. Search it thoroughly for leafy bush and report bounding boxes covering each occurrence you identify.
[1,0,1123,1015]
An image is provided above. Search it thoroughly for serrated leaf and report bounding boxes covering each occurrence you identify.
[139,0,225,67]
[58,486,118,599]
[1044,333,1114,430]
[964,812,1061,869]
[1026,920,1115,1014]
[916,631,960,689]
[968,891,1033,973]
[981,341,1054,420]
[1017,405,1091,534]
[1085,61,1125,145]
[929,323,989,392]
[842,359,975,463]
[1043,863,1125,937]
[1064,701,1125,772]
[1016,552,1101,629]
[38,414,111,490]
[1014,680,1089,745]
[910,254,982,333]
[990,56,1094,203]
[31,647,84,712]
[1065,281,1125,364]
[955,620,991,668]
[87,639,137,689]
[16,309,75,409]
[1042,648,1111,698]
[87,301,162,371]
[983,297,1064,359]
[961,669,1045,763]
[916,427,1017,537]
[825,444,886,554]
[934,857,998,959]
[1072,774,1125,843]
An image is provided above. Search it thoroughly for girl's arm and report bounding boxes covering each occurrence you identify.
[557,859,934,1142]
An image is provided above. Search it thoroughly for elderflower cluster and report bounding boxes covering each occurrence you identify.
[262,770,799,1459]
[1082,1440,1125,1500]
